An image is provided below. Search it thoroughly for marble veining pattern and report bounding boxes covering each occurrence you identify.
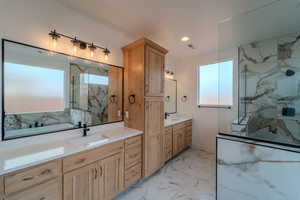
[239,32,300,146]
[217,137,300,200]
[115,149,215,200]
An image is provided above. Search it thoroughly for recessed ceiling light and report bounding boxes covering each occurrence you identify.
[181,36,190,42]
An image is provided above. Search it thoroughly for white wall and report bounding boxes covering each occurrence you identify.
[0,0,135,67]
[175,48,238,153]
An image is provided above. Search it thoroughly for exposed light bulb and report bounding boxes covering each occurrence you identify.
[73,45,77,54]
[104,54,108,61]
[90,50,94,57]
[52,40,57,48]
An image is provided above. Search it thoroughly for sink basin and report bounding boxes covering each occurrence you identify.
[70,134,110,146]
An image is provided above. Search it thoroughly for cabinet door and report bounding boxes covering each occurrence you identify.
[99,152,124,200]
[164,127,173,162]
[145,97,164,177]
[173,128,185,156]
[64,163,99,200]
[145,46,165,97]
[185,126,192,148]
[146,134,163,176]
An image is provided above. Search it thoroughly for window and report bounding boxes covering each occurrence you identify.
[197,60,233,107]
[83,74,109,85]
[4,62,65,114]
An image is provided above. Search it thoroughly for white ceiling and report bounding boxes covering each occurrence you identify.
[57,0,288,59]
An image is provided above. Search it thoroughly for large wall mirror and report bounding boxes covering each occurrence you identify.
[165,79,177,114]
[2,40,123,140]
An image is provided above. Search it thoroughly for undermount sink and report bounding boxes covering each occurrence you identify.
[70,134,110,146]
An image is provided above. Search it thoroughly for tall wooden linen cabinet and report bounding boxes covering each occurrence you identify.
[122,38,168,178]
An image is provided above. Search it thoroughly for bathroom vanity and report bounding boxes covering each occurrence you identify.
[164,116,193,161]
[0,37,193,200]
[0,123,143,200]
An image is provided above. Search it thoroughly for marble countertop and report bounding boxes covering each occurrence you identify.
[164,114,192,127]
[0,122,143,175]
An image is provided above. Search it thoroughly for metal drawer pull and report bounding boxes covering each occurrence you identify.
[22,169,52,181]
[99,166,103,176]
[75,158,86,164]
[129,153,140,159]
[40,197,46,200]
[94,168,98,180]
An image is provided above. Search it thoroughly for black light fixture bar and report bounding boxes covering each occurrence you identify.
[49,29,110,56]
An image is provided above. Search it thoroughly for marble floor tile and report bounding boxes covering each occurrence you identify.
[115,149,216,200]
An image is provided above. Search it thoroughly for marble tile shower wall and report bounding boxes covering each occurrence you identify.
[239,32,300,146]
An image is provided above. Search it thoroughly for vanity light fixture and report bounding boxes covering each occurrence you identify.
[49,29,60,48]
[103,48,110,61]
[48,29,111,60]
[71,37,80,54]
[89,43,96,57]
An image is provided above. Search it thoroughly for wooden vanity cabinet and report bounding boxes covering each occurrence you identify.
[123,38,168,178]
[5,178,60,200]
[124,135,142,188]
[144,97,164,177]
[0,176,4,200]
[64,163,100,200]
[164,126,173,162]
[63,142,124,200]
[185,124,192,147]
[1,160,62,200]
[172,120,193,156]
[173,123,185,156]
[145,45,165,97]
[100,152,124,200]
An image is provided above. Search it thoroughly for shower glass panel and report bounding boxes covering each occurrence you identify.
[217,0,300,147]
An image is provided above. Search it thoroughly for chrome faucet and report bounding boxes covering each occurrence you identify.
[82,123,90,137]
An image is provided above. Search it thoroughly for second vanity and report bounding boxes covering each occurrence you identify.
[164,115,193,162]
[0,117,192,200]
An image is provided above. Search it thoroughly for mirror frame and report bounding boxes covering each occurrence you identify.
[165,79,177,114]
[1,39,124,141]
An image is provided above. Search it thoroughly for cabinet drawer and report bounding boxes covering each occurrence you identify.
[173,122,186,131]
[63,140,124,173]
[4,161,59,195]
[125,145,142,169]
[125,135,142,149]
[164,126,172,135]
[124,163,142,188]
[5,178,60,200]
[185,120,192,127]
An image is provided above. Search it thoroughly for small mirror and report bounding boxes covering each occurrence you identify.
[3,40,123,140]
[164,79,177,114]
